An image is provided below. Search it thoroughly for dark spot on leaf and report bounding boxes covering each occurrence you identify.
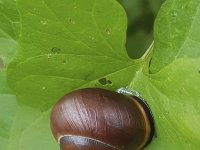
[98,78,107,85]
[51,47,61,54]
[0,57,4,70]
[98,78,112,85]
[154,131,158,138]
[62,60,67,64]
[198,70,200,74]
[148,58,152,74]
[105,28,112,35]
[107,80,112,84]
[69,18,75,24]
[148,58,152,67]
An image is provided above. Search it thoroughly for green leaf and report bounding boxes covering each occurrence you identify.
[130,58,200,149]
[0,0,19,149]
[7,104,59,150]
[7,0,143,110]
[0,94,17,150]
[7,0,142,149]
[7,0,200,149]
[130,0,200,149]
[0,0,19,93]
[12,0,128,61]
[150,0,200,73]
[0,0,19,64]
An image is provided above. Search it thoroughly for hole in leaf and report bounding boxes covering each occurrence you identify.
[98,78,112,85]
[51,47,61,54]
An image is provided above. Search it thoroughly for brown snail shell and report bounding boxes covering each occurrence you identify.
[50,88,154,150]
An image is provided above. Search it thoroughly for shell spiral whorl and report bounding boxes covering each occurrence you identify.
[50,88,154,150]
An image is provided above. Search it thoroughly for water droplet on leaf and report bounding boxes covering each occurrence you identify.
[164,111,169,115]
[48,53,52,59]
[33,8,37,12]
[188,143,191,147]
[170,11,177,17]
[40,20,47,25]
[117,87,141,98]
[89,36,94,40]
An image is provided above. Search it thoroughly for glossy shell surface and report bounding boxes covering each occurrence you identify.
[50,88,153,150]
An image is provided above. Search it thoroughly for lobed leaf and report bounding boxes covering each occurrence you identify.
[7,0,142,149]
[150,0,200,72]
[5,0,200,149]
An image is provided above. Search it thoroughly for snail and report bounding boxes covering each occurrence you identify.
[50,88,154,150]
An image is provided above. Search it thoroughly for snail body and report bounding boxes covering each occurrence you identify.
[50,88,154,150]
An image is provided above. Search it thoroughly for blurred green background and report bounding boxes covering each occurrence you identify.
[117,0,165,59]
